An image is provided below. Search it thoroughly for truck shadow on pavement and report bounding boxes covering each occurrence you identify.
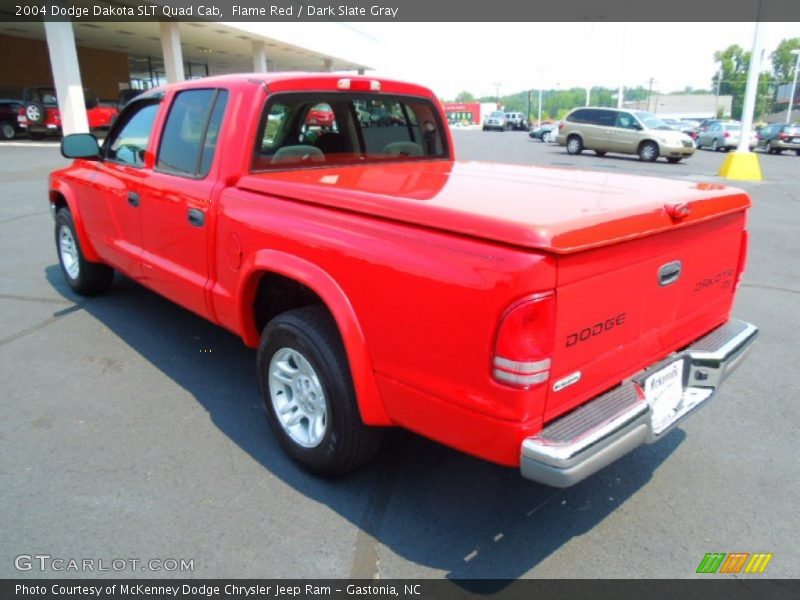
[47,267,685,585]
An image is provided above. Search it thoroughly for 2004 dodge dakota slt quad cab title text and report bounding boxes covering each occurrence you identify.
[50,74,757,487]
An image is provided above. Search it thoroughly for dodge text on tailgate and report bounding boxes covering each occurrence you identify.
[49,74,757,487]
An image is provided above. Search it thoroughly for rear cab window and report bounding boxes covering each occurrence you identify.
[252,92,448,170]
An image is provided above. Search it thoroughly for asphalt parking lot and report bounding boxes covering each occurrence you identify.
[0,132,797,580]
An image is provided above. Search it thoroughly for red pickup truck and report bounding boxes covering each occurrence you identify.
[50,74,757,487]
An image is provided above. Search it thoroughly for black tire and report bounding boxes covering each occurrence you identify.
[695,139,703,150]
[712,139,720,152]
[638,141,659,162]
[796,150,800,157]
[595,150,607,156]
[667,157,682,164]
[566,135,583,155]
[0,120,16,140]
[55,209,114,295]
[257,307,386,476]
[764,141,773,154]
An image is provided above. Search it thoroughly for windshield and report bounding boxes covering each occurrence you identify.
[489,111,505,118]
[784,126,800,135]
[252,92,448,171]
[634,111,672,131]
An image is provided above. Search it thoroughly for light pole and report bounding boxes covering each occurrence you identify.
[718,9,764,181]
[786,49,800,124]
[538,87,543,127]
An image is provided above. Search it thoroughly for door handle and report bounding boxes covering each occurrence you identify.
[188,208,205,227]
[658,261,682,287]
[127,191,139,207]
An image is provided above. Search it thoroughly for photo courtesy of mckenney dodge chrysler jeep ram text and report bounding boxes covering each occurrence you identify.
[50,73,757,487]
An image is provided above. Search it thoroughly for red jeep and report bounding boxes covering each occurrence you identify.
[50,74,757,487]
[18,86,117,139]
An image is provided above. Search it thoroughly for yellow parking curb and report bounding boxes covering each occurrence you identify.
[717,151,763,181]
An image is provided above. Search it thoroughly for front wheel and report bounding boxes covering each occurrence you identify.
[638,141,659,162]
[257,307,386,476]
[55,209,114,295]
[566,135,583,155]
[0,121,16,140]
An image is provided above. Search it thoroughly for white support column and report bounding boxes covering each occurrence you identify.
[252,41,268,73]
[323,58,333,72]
[43,21,88,135]
[159,22,185,83]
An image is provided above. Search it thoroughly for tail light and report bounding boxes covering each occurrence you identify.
[492,292,555,388]
[724,131,730,138]
[779,132,790,140]
[734,230,749,292]
[558,122,564,132]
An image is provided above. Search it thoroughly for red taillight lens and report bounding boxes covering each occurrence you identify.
[558,123,564,132]
[779,133,789,140]
[724,131,730,138]
[493,292,555,388]
[734,230,749,292]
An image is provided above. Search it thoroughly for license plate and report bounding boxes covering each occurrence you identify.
[644,359,685,435]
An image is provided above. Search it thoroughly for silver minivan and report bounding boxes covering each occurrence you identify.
[556,107,695,163]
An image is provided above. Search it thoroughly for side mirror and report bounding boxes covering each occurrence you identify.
[61,133,101,160]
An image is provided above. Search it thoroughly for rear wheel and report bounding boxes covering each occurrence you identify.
[712,139,719,152]
[257,307,386,476]
[566,135,583,155]
[796,150,800,157]
[765,141,774,154]
[638,141,659,162]
[55,209,114,295]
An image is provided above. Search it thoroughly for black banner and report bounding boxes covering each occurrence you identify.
[2,580,800,600]
[1,0,800,22]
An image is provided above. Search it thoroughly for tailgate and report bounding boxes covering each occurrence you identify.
[545,212,747,422]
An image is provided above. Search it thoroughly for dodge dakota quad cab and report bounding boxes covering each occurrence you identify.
[51,74,757,487]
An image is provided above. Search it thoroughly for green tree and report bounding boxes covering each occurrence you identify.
[770,37,800,82]
[454,90,475,102]
[712,44,771,119]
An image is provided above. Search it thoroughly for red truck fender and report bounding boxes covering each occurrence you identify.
[49,178,102,263]
[237,249,391,426]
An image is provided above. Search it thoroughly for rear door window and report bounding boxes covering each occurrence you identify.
[157,89,229,178]
[252,92,448,170]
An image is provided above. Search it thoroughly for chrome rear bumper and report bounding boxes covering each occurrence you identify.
[520,319,758,487]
